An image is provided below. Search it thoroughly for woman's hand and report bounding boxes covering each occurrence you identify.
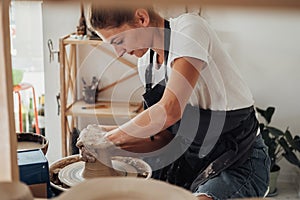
[79,146,97,163]
[76,124,115,162]
[76,124,108,147]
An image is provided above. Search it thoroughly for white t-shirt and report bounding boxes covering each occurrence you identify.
[138,13,254,111]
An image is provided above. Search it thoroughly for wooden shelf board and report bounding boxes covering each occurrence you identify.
[63,36,102,46]
[65,100,142,118]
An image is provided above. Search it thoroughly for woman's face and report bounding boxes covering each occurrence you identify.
[97,24,151,58]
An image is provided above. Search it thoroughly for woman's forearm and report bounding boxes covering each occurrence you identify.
[108,103,175,142]
[107,57,202,144]
[111,129,174,154]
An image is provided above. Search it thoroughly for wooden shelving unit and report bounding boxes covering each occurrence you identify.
[59,34,141,156]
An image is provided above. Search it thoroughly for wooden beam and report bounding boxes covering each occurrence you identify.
[60,37,68,157]
[44,0,300,9]
[151,0,300,8]
[0,0,19,182]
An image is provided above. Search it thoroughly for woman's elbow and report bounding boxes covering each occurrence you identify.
[158,93,184,128]
[164,105,182,128]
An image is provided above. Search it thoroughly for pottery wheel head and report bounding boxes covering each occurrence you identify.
[58,157,151,187]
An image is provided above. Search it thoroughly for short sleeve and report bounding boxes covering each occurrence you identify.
[169,14,210,66]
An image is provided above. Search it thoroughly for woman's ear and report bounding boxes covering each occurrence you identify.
[134,9,150,27]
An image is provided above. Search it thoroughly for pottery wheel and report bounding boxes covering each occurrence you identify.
[58,156,150,187]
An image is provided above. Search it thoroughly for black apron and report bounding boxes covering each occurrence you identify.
[142,20,259,191]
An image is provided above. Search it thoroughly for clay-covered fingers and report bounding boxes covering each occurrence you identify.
[79,146,96,163]
[76,138,83,149]
[76,124,108,148]
[86,124,105,132]
[76,127,88,148]
[76,124,114,163]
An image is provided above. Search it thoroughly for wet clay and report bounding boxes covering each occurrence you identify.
[82,151,119,178]
[79,126,119,178]
[82,160,119,178]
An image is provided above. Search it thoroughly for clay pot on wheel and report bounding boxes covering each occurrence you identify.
[82,159,119,178]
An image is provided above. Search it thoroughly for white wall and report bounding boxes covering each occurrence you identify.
[202,7,300,130]
[42,2,80,164]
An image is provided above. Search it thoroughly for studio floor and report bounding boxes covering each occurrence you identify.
[272,182,299,200]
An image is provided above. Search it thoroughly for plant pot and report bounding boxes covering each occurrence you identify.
[12,68,24,86]
[296,166,300,198]
[267,165,280,197]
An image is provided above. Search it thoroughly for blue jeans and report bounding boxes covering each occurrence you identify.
[193,134,270,199]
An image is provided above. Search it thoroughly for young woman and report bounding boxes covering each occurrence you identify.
[77,5,270,200]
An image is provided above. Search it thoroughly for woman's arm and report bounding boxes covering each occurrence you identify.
[100,125,118,132]
[107,57,204,146]
[115,129,174,154]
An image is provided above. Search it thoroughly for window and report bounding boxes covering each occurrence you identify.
[10,0,45,132]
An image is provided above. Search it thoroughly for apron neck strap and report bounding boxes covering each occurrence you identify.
[149,20,170,64]
[164,19,170,66]
[146,19,171,89]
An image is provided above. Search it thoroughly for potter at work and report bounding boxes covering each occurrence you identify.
[49,124,152,191]
[76,3,271,200]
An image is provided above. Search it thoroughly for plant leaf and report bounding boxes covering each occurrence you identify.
[280,136,300,167]
[282,151,300,168]
[285,129,293,142]
[268,138,277,161]
[256,107,265,117]
[293,135,300,152]
[267,126,284,138]
[265,107,275,124]
[261,129,270,141]
[284,129,299,151]
[256,107,275,124]
[256,107,268,123]
[279,138,290,151]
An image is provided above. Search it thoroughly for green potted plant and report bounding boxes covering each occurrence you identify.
[256,106,300,196]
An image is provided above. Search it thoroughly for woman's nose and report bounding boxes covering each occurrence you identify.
[113,45,126,57]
